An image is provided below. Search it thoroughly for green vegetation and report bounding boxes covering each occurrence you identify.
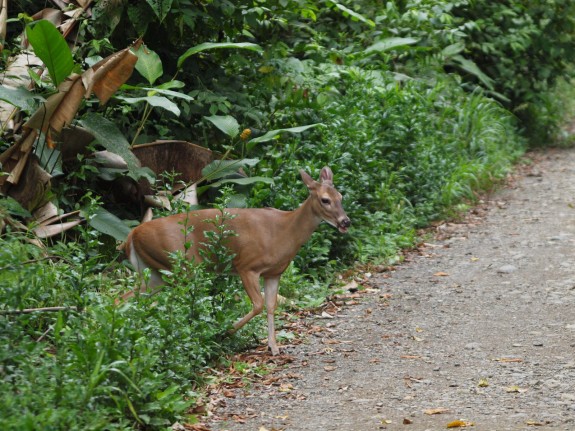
[1,0,574,429]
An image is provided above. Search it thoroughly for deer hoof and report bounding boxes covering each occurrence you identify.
[269,344,280,356]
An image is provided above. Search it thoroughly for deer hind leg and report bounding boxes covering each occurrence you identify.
[117,242,164,304]
[119,269,163,302]
[263,276,281,355]
[231,270,264,333]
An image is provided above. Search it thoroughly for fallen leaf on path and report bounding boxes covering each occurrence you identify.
[403,418,413,424]
[341,280,359,291]
[478,378,489,387]
[434,271,450,277]
[424,407,450,415]
[322,338,341,345]
[494,357,523,363]
[278,383,294,392]
[526,420,547,426]
[401,355,422,359]
[324,365,337,372]
[446,419,474,428]
[505,385,527,393]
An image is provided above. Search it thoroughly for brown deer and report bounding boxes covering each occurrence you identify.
[119,166,350,355]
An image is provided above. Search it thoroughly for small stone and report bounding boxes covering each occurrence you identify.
[497,264,518,274]
[545,379,561,388]
[533,341,544,347]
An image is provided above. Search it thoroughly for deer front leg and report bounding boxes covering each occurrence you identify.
[264,276,281,355]
[231,271,264,334]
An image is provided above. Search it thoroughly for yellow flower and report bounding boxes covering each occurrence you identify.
[240,128,251,140]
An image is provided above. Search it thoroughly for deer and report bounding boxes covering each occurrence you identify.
[118,166,351,355]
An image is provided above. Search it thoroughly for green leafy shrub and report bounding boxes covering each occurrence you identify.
[451,0,575,143]
[250,65,524,267]
[0,194,255,430]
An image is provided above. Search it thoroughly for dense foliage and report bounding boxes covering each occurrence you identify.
[1,0,574,429]
[451,0,575,143]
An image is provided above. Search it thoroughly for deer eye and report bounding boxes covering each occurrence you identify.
[321,197,331,205]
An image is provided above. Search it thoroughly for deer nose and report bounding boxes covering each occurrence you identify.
[337,217,351,233]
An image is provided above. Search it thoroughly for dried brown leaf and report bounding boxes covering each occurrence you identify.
[31,8,63,26]
[424,407,450,415]
[278,383,293,392]
[24,74,84,136]
[222,389,235,398]
[33,219,82,238]
[86,39,141,104]
[50,75,85,132]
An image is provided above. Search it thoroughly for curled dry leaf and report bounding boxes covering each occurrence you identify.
[33,219,83,238]
[85,39,142,104]
[434,271,450,277]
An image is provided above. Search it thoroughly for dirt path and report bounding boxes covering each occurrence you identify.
[206,149,575,431]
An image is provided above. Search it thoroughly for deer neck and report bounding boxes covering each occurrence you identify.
[287,196,322,247]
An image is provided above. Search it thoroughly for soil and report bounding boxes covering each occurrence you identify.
[204,148,575,431]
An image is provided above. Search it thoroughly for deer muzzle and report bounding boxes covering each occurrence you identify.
[337,217,351,233]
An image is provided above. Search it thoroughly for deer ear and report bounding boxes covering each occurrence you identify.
[300,170,316,190]
[320,166,334,185]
